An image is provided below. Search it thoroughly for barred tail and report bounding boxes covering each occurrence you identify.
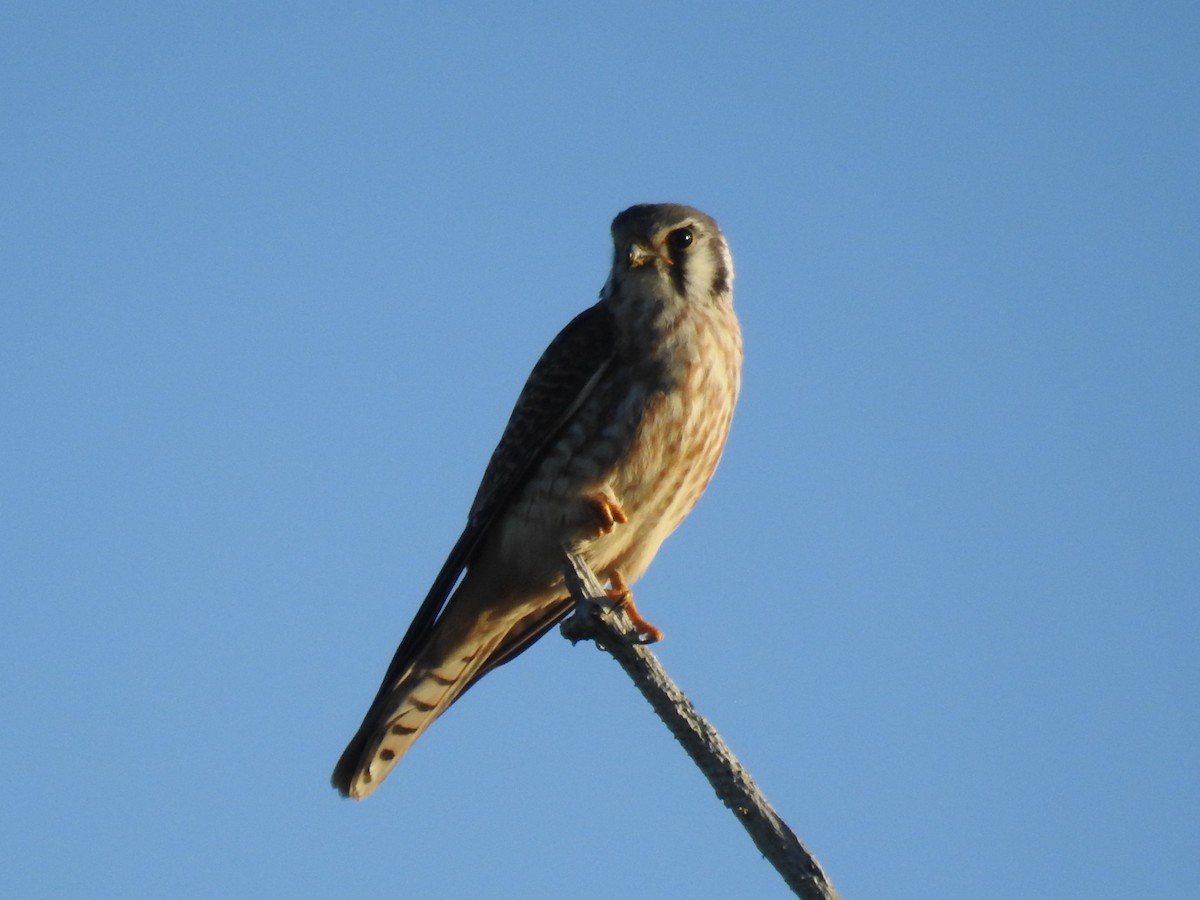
[331,625,505,799]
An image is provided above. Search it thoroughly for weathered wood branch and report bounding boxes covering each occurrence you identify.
[558,547,839,900]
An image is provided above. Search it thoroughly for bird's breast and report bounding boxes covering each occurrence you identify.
[494,304,741,590]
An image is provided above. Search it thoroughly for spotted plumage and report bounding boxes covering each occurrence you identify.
[332,203,742,799]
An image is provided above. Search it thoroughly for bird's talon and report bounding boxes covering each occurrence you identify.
[604,571,664,643]
[585,491,628,537]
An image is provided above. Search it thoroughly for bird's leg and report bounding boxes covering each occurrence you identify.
[578,494,660,642]
[605,570,664,644]
[584,490,628,537]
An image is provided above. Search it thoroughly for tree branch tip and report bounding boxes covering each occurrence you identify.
[555,543,838,899]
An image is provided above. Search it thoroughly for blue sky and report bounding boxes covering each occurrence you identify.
[3,3,1197,897]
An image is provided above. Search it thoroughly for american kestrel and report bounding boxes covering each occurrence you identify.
[332,203,742,799]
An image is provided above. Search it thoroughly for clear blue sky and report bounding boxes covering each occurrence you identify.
[3,4,1197,898]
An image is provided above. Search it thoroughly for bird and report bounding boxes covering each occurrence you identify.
[332,203,742,799]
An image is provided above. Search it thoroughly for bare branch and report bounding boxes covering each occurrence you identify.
[558,548,839,900]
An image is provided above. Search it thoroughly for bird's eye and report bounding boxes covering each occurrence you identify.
[666,227,694,255]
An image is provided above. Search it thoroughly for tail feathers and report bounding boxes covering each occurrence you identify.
[332,633,504,799]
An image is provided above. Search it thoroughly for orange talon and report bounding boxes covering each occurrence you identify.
[604,570,664,644]
[585,491,628,537]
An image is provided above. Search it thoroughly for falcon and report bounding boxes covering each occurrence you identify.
[332,203,742,799]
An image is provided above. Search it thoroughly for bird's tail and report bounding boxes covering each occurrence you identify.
[331,623,506,800]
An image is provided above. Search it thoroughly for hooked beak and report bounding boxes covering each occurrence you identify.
[627,241,668,269]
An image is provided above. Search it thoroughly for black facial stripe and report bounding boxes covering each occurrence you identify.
[665,223,695,295]
[710,262,730,298]
[669,248,688,295]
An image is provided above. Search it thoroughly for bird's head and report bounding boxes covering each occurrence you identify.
[603,203,734,311]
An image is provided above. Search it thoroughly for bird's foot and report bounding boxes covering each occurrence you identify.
[605,570,664,644]
[584,491,628,537]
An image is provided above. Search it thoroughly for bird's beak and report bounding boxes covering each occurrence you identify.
[628,241,668,269]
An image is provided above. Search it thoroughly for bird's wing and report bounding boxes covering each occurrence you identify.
[362,301,616,706]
